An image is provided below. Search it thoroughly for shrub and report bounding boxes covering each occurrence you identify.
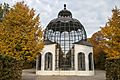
[23,60,36,69]
[105,58,120,80]
[95,52,106,70]
[0,54,23,80]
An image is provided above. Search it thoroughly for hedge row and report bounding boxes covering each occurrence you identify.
[23,60,36,69]
[0,54,23,80]
[105,58,120,80]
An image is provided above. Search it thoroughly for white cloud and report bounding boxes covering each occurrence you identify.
[0,0,120,37]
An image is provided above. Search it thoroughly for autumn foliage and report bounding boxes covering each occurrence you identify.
[0,2,44,61]
[0,54,23,80]
[89,7,120,70]
[88,31,106,69]
[100,7,120,59]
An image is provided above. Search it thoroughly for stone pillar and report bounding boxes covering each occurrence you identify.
[36,55,39,71]
[56,48,59,70]
[92,53,95,71]
[41,54,44,71]
[71,48,74,70]
[75,46,78,71]
[53,53,55,71]
[85,54,89,71]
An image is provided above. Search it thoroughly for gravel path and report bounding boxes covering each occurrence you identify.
[22,69,106,80]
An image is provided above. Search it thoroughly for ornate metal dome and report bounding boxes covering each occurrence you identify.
[44,4,87,54]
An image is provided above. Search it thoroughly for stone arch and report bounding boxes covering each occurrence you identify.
[78,52,85,70]
[44,52,53,70]
[88,53,93,70]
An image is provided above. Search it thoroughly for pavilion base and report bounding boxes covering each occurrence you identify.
[36,70,94,76]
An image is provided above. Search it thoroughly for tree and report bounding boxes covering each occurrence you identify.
[101,7,120,58]
[0,2,44,61]
[88,31,106,69]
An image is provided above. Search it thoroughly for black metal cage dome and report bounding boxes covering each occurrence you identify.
[44,4,87,54]
[58,4,72,18]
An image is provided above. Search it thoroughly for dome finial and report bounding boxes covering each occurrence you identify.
[64,4,66,9]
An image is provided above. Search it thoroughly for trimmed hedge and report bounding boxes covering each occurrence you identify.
[23,60,36,69]
[0,54,23,80]
[105,58,120,80]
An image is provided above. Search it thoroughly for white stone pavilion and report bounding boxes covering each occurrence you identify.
[36,4,94,76]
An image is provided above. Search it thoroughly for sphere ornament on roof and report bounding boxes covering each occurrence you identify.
[58,4,72,18]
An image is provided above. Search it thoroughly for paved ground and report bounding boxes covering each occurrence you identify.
[22,69,106,80]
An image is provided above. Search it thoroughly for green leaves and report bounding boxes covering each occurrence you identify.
[0,54,23,80]
[105,58,120,80]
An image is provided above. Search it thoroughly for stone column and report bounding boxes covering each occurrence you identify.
[74,45,78,71]
[71,48,74,70]
[92,53,95,71]
[41,54,44,71]
[85,54,89,71]
[52,44,56,71]
[36,55,39,71]
[56,48,59,70]
[53,53,55,71]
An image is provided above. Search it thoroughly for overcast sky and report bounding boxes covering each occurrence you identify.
[0,0,120,37]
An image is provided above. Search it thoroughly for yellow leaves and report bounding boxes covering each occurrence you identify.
[106,50,120,59]
[100,7,120,59]
[0,2,44,61]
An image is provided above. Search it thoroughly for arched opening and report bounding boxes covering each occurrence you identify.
[78,52,85,70]
[89,53,93,70]
[38,54,41,70]
[45,52,53,70]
